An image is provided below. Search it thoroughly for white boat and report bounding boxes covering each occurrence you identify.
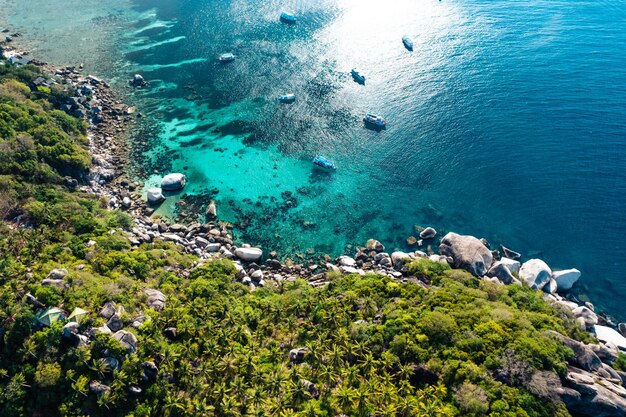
[278,93,296,103]
[402,36,414,51]
[351,69,365,84]
[280,11,297,24]
[218,53,236,62]
[363,113,387,128]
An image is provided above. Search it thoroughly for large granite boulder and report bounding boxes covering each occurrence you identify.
[112,330,138,353]
[499,257,521,274]
[519,259,552,290]
[548,330,601,372]
[595,325,626,351]
[234,247,263,262]
[419,227,437,239]
[573,306,598,328]
[160,173,186,191]
[144,288,166,311]
[147,188,165,205]
[553,268,581,292]
[391,251,411,270]
[48,268,68,280]
[438,232,493,276]
[487,261,515,284]
[561,366,626,417]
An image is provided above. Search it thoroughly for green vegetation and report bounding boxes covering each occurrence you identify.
[0,57,588,416]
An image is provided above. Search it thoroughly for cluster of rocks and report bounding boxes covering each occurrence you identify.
[58,290,168,397]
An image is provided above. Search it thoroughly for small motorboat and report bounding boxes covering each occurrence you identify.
[351,69,365,84]
[280,11,297,24]
[402,35,414,51]
[278,93,296,103]
[363,113,387,128]
[218,53,236,62]
[313,155,337,170]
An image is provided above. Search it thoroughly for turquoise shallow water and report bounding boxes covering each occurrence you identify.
[2,0,626,319]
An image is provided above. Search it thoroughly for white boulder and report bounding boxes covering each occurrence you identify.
[553,268,581,292]
[594,325,626,351]
[147,188,165,205]
[519,259,552,290]
[499,257,521,274]
[160,173,186,191]
[234,247,263,262]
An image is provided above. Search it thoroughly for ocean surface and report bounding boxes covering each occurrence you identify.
[2,0,625,319]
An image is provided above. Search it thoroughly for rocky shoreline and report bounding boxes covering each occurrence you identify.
[5,40,626,415]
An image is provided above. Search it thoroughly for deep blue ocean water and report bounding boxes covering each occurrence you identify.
[2,0,626,319]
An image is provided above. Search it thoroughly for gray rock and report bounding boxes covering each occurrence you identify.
[439,232,493,276]
[99,301,116,319]
[543,278,558,294]
[561,366,626,417]
[573,306,598,328]
[499,257,521,274]
[89,380,111,396]
[164,327,177,340]
[146,188,165,205]
[619,323,626,338]
[419,227,437,239]
[205,243,221,252]
[112,330,138,353]
[337,256,356,267]
[553,269,581,292]
[48,268,68,280]
[141,361,158,380]
[41,279,65,288]
[487,261,516,284]
[251,270,264,281]
[144,289,166,311]
[160,173,186,191]
[391,251,411,270]
[107,314,124,332]
[234,247,263,262]
[548,331,601,372]
[195,236,209,247]
[300,379,320,398]
[289,347,309,363]
[519,259,552,290]
[121,196,131,209]
[62,322,80,342]
[160,233,182,242]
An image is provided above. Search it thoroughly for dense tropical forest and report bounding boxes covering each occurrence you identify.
[0,58,620,417]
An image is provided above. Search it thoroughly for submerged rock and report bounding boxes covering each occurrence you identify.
[366,239,385,252]
[160,173,186,191]
[439,232,493,276]
[206,201,217,220]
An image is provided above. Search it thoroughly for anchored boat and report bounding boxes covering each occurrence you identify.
[363,113,387,128]
[218,53,236,62]
[278,93,296,103]
[313,155,337,170]
[280,11,297,24]
[351,69,365,84]
[402,35,414,51]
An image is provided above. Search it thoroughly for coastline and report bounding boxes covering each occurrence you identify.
[4,31,626,416]
[1,37,623,333]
